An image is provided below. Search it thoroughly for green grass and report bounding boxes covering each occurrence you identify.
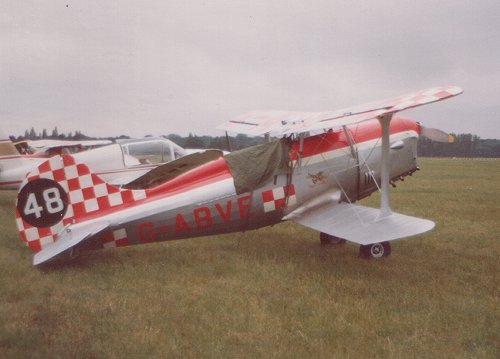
[1,158,499,358]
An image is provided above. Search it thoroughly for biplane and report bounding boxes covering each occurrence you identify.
[14,86,462,265]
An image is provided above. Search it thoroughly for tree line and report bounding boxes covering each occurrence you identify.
[418,134,500,158]
[10,127,265,152]
[11,127,500,157]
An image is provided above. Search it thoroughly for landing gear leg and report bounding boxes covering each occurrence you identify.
[359,242,391,259]
[320,232,346,246]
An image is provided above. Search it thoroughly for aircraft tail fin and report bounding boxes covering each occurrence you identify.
[15,154,148,264]
[0,135,20,156]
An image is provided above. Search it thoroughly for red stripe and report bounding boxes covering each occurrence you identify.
[146,157,233,197]
[0,180,23,186]
[0,154,48,160]
[290,116,419,160]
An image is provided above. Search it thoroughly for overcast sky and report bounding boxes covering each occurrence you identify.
[1,1,499,139]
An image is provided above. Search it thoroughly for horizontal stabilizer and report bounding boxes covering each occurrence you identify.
[33,221,109,265]
[290,203,435,245]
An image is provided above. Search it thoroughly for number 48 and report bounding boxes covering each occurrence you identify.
[24,187,64,219]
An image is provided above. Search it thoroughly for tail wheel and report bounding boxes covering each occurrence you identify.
[320,232,346,246]
[359,242,391,259]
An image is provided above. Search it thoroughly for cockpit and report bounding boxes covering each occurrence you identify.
[118,138,188,166]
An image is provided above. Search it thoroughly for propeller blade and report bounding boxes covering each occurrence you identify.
[420,126,455,143]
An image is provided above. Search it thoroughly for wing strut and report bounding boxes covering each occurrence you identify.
[342,125,357,159]
[378,114,392,219]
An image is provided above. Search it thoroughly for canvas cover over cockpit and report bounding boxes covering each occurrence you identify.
[123,139,292,193]
[224,138,292,194]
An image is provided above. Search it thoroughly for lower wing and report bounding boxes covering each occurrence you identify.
[288,203,435,245]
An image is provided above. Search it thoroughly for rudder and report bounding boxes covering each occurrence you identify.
[15,154,147,254]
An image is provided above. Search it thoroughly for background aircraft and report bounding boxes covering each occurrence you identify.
[14,139,112,155]
[0,136,191,190]
[13,86,462,265]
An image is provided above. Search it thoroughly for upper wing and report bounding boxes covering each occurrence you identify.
[218,85,463,136]
[29,139,112,151]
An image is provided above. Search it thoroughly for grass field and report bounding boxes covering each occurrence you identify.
[1,158,499,358]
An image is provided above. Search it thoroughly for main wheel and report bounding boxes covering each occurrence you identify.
[359,242,391,258]
[320,232,346,246]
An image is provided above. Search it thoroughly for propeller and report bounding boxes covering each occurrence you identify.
[420,125,455,143]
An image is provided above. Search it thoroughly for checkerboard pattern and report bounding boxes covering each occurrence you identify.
[262,184,296,213]
[15,155,147,253]
[100,228,129,248]
[390,86,463,112]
